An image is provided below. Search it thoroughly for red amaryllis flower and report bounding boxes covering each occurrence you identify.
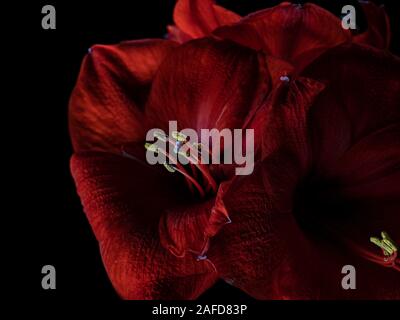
[69,36,318,298]
[169,0,391,72]
[208,44,400,299]
[69,1,399,300]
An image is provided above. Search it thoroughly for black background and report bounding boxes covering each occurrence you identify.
[13,0,399,301]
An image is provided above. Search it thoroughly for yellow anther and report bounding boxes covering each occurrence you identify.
[144,143,158,153]
[163,163,176,173]
[192,142,204,150]
[153,131,167,142]
[370,237,393,255]
[370,231,398,256]
[382,231,398,252]
[171,131,187,142]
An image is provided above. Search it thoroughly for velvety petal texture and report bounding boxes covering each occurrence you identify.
[303,45,400,175]
[210,44,400,299]
[69,40,178,153]
[249,77,325,162]
[159,183,231,259]
[170,0,240,40]
[209,76,327,298]
[146,38,271,259]
[71,152,218,299]
[213,2,351,72]
[145,38,269,133]
[354,1,391,49]
[169,1,392,70]
[68,0,399,300]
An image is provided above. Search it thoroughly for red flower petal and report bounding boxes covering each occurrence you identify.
[70,152,218,299]
[159,199,214,258]
[166,25,192,43]
[159,182,230,259]
[298,47,400,297]
[247,45,400,299]
[145,38,269,132]
[211,136,400,299]
[249,76,325,162]
[207,76,325,299]
[209,167,279,299]
[324,123,400,186]
[209,52,400,298]
[158,77,325,271]
[171,0,240,40]
[69,39,178,153]
[213,2,351,72]
[302,44,400,176]
[354,1,391,49]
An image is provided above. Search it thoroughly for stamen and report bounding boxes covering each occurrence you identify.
[370,237,393,255]
[163,163,176,173]
[144,130,218,197]
[173,166,206,197]
[321,223,399,271]
[370,231,398,256]
[165,136,218,193]
[193,142,212,158]
[184,142,218,192]
[193,142,203,150]
[154,131,168,142]
[144,142,158,153]
[382,231,398,251]
[171,131,187,142]
[174,141,183,154]
[144,142,206,197]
